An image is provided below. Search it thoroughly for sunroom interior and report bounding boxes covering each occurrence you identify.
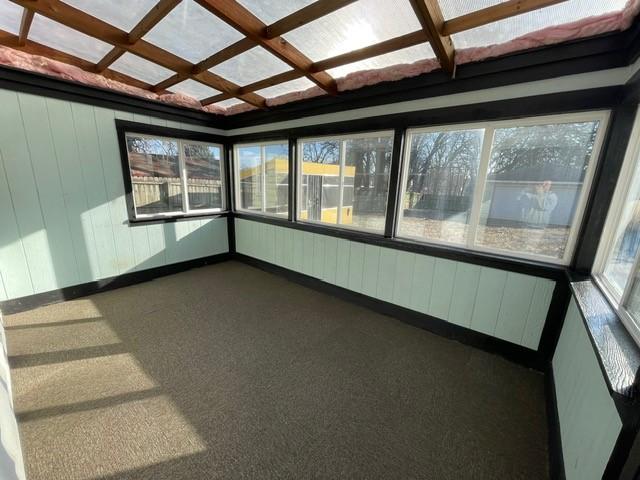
[0,1,640,479]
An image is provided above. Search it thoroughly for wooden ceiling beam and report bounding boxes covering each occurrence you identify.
[264,0,357,39]
[442,0,568,36]
[195,0,337,95]
[95,0,182,73]
[18,8,34,46]
[408,0,455,75]
[8,0,266,108]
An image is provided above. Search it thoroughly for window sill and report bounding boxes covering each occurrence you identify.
[569,277,640,405]
[128,211,229,226]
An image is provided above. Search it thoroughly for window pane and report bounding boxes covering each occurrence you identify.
[126,135,182,215]
[237,146,263,212]
[183,143,223,210]
[300,140,340,224]
[345,135,393,232]
[397,129,484,245]
[476,121,600,259]
[602,148,640,295]
[264,144,289,216]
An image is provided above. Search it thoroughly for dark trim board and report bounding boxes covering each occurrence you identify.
[232,252,547,371]
[0,253,231,315]
[545,364,566,480]
[234,212,567,281]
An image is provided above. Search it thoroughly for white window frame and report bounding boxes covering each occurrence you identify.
[395,110,610,265]
[233,140,289,218]
[296,130,395,235]
[594,109,640,346]
[125,132,226,220]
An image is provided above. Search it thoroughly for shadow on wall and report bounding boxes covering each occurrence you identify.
[0,89,227,303]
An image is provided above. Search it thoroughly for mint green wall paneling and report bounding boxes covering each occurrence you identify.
[274,225,286,267]
[428,258,456,321]
[321,236,338,284]
[0,150,32,299]
[70,103,119,278]
[47,98,101,282]
[0,90,56,294]
[409,255,434,315]
[302,231,314,276]
[521,278,555,349]
[361,244,380,298]
[264,223,276,264]
[334,239,351,289]
[0,272,6,301]
[312,233,325,279]
[282,226,294,270]
[448,263,481,328]
[494,272,537,345]
[347,242,365,293]
[19,94,80,289]
[553,300,622,480]
[376,248,397,303]
[292,229,305,272]
[392,250,415,308]
[470,268,507,336]
[93,107,139,274]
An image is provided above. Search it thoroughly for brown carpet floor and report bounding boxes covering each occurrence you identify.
[4,261,549,480]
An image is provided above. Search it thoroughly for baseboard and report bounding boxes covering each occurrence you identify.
[545,363,566,480]
[233,253,546,371]
[0,252,232,315]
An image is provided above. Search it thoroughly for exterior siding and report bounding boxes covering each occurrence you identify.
[0,90,229,301]
[553,298,622,480]
[235,218,554,349]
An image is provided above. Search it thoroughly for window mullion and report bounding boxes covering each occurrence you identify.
[466,127,494,250]
[178,139,190,213]
[337,140,346,225]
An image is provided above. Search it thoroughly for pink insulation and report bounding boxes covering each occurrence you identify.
[456,0,640,65]
[0,0,638,115]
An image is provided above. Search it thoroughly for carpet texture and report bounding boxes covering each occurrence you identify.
[5,261,549,480]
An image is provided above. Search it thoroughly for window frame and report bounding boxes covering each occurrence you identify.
[594,109,640,346]
[116,120,227,223]
[395,110,610,265]
[295,129,395,235]
[233,140,290,219]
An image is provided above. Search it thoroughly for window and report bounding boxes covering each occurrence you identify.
[120,126,225,220]
[397,112,608,264]
[234,142,289,217]
[595,109,640,346]
[297,132,393,233]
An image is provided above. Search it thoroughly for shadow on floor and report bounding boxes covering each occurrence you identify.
[5,261,549,480]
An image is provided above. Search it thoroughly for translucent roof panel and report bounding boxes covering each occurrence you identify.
[283,0,422,62]
[214,98,244,108]
[452,0,628,49]
[110,53,174,85]
[29,14,113,63]
[61,0,159,32]
[236,0,316,24]
[144,0,244,64]
[255,77,316,99]
[169,79,221,101]
[0,0,22,35]
[210,46,291,87]
[328,43,436,78]
[439,0,504,20]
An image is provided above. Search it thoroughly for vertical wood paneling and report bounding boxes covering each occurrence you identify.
[361,244,380,298]
[409,255,434,314]
[0,91,229,300]
[448,263,481,327]
[322,236,338,284]
[312,233,325,279]
[376,248,397,303]
[392,250,415,308]
[521,278,555,349]
[553,300,622,480]
[282,226,294,270]
[292,229,305,272]
[470,268,507,336]
[347,242,365,293]
[302,231,314,276]
[429,258,456,320]
[334,239,351,288]
[494,272,537,344]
